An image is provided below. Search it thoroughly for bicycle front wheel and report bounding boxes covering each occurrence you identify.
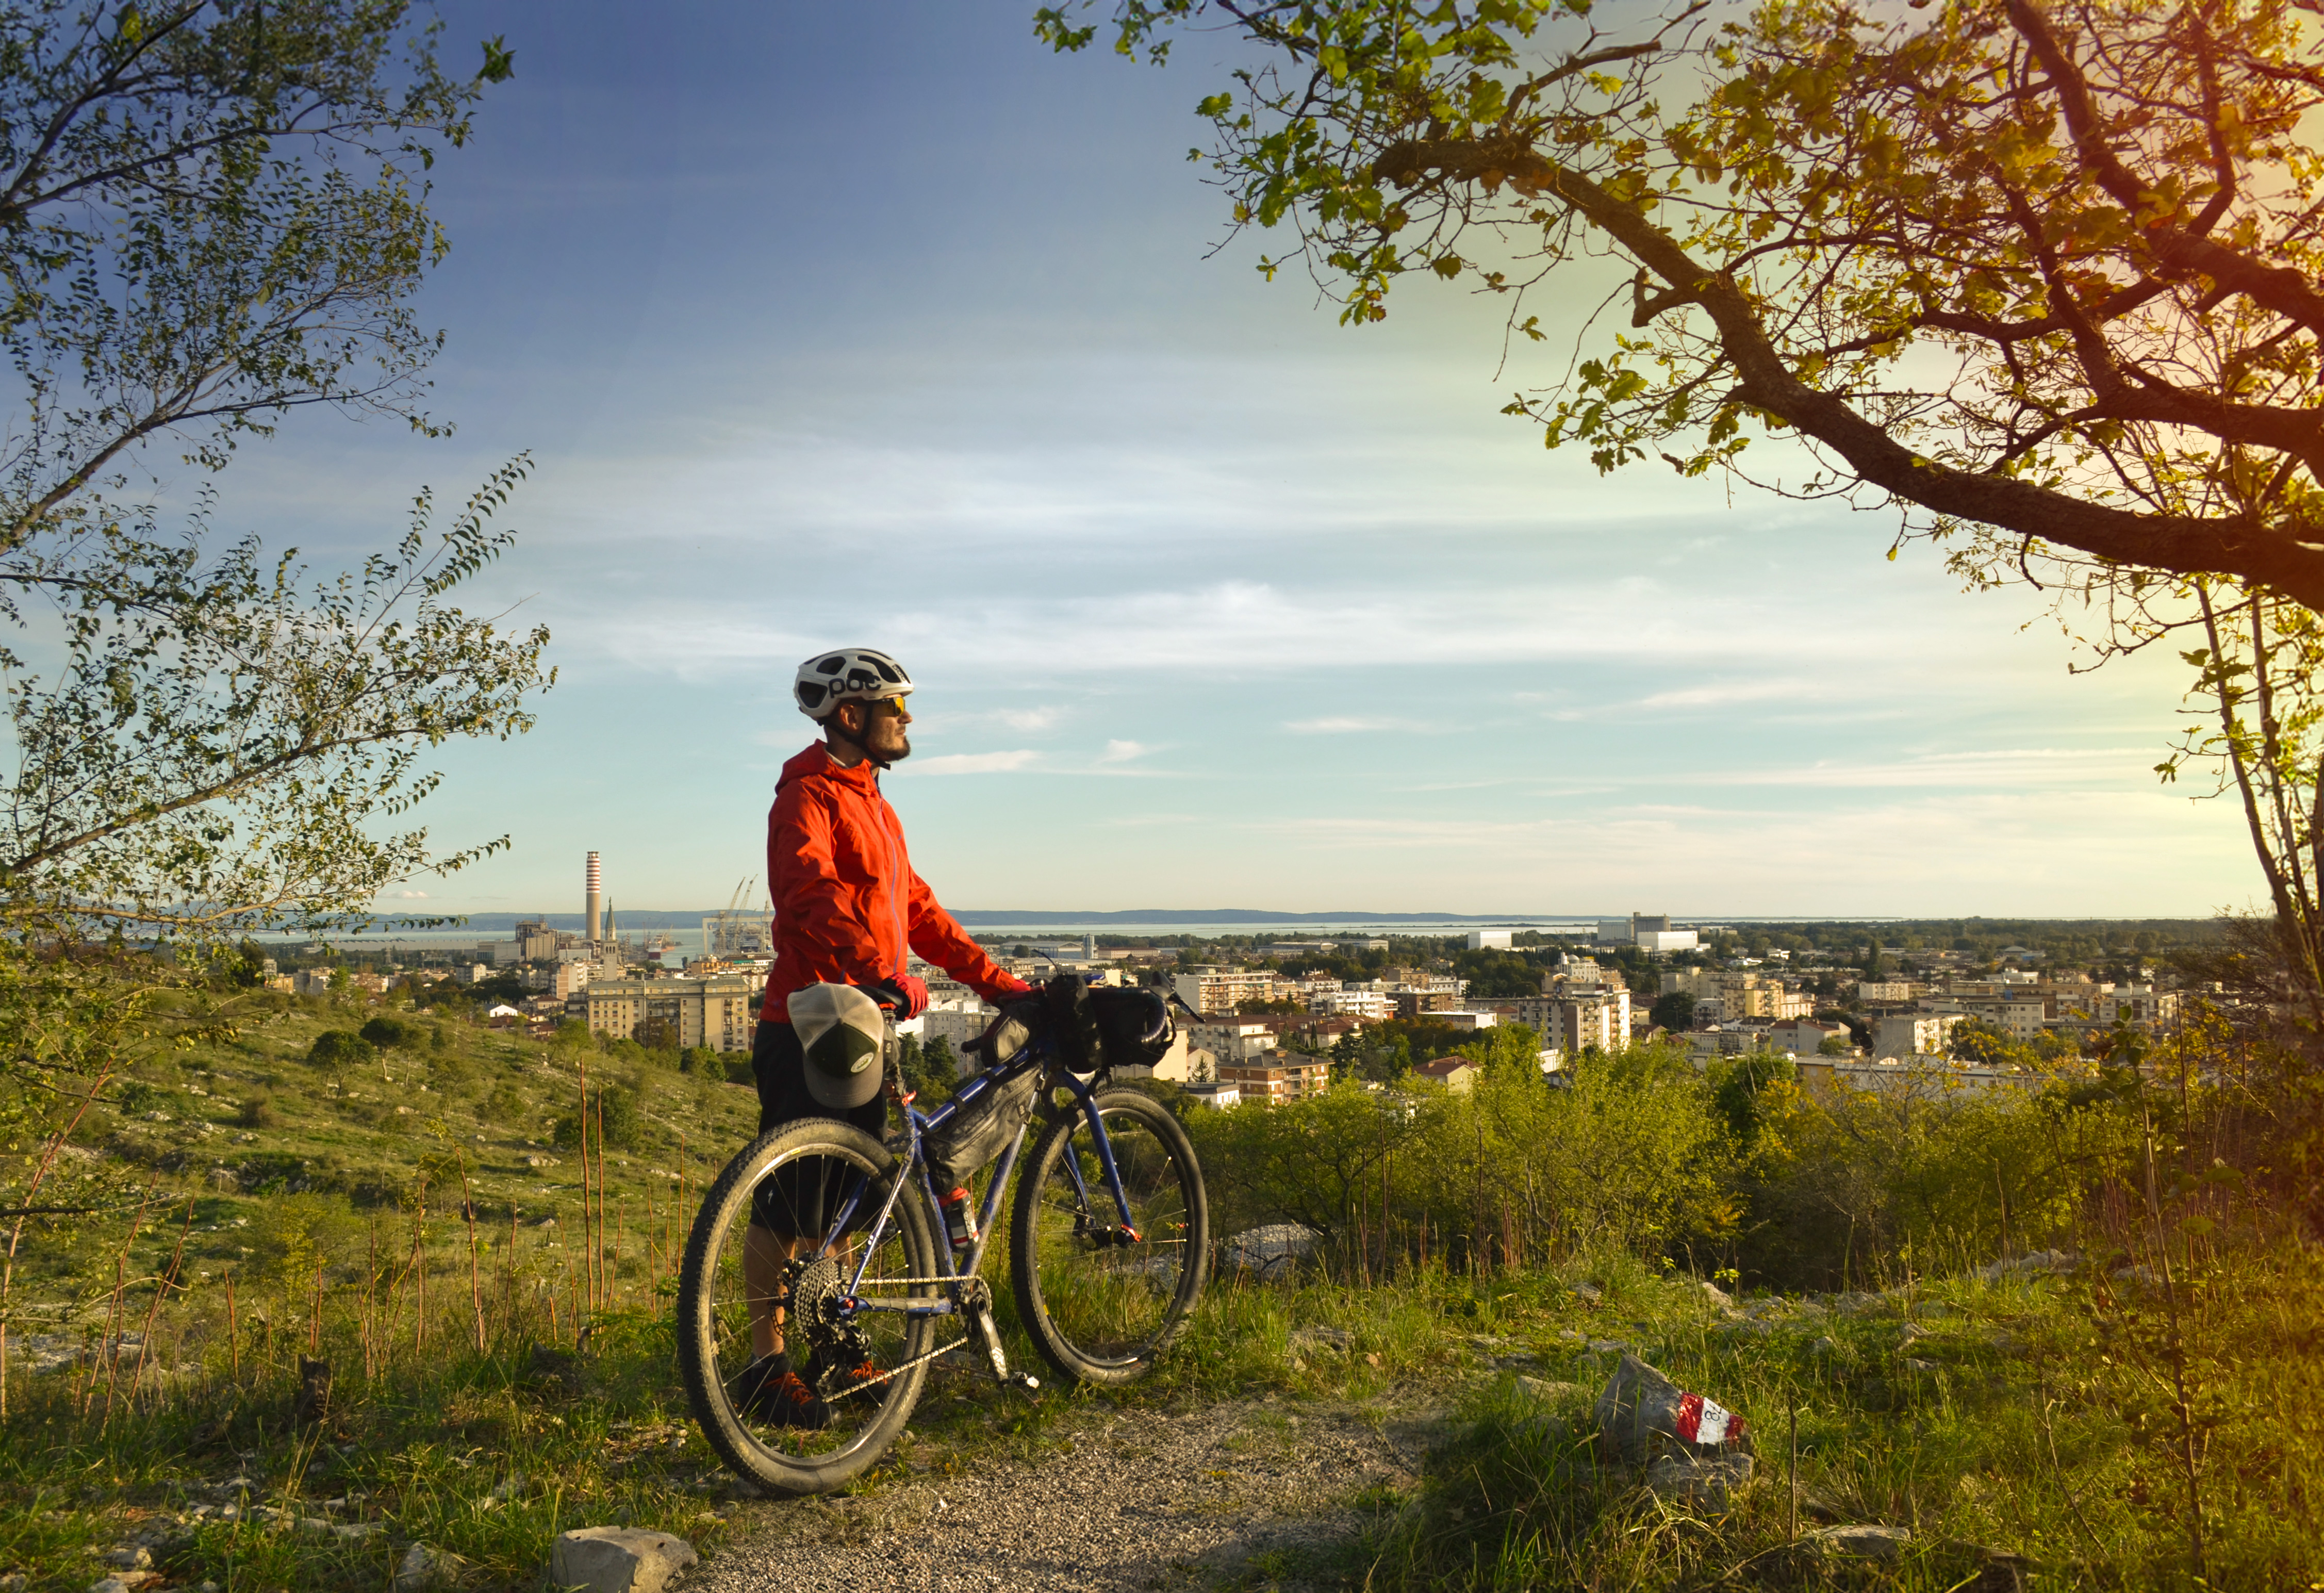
[677,1119,942,1495]
[1010,1086,1208,1386]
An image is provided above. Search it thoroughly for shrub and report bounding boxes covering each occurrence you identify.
[307,1029,374,1069]
[238,1095,277,1128]
[552,1087,644,1151]
[359,1015,415,1049]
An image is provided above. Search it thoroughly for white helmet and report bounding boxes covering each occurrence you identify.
[794,647,912,719]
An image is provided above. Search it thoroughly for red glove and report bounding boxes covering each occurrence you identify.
[990,975,1034,1003]
[892,974,929,1019]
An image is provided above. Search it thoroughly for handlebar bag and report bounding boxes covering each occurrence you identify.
[1087,986,1174,1071]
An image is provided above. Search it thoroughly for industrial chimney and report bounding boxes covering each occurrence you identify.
[584,851,603,945]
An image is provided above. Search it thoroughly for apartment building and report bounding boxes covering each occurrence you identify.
[1187,1016,1284,1063]
[1514,989,1632,1053]
[1217,1051,1330,1106]
[574,972,764,1052]
[1873,1012,1966,1060]
[1172,965,1286,1015]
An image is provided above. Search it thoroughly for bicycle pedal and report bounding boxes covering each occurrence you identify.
[1007,1372,1041,1392]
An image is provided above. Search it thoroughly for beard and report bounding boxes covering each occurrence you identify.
[877,729,913,763]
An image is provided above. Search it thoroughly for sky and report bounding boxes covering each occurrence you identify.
[182,1,2251,922]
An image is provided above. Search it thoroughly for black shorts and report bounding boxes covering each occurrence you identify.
[748,1019,889,1238]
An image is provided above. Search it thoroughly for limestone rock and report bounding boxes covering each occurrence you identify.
[1223,1224,1318,1278]
[1646,1450,1755,1513]
[1594,1354,1750,1466]
[1288,1326,1352,1356]
[1515,1376,1585,1403]
[1807,1523,1912,1558]
[550,1528,700,1593]
[394,1543,467,1590]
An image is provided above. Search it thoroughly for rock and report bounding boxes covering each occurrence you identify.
[1807,1523,1911,1558]
[1,1575,23,1592]
[526,1344,584,1397]
[294,1357,332,1425]
[1515,1376,1586,1403]
[394,1543,467,1590]
[1975,1249,2076,1282]
[1594,1354,1750,1466]
[1288,1326,1352,1356]
[1646,1450,1755,1512]
[102,1549,152,1570]
[1585,1338,1629,1355]
[332,1523,381,1541]
[1903,1358,1939,1373]
[1570,1280,1604,1304]
[1699,1279,1734,1308]
[549,1528,700,1593]
[1806,1336,1842,1358]
[1223,1223,1319,1279]
[488,1474,528,1502]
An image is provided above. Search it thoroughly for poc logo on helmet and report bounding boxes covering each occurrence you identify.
[794,647,912,719]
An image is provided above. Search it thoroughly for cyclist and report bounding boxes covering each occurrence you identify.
[735,646,1035,1427]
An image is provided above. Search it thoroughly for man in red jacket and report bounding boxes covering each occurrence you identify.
[736,646,1032,1427]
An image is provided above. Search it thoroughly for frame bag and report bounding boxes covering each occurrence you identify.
[926,1064,1040,1192]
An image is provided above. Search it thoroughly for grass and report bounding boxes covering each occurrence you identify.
[6,1001,2318,1590]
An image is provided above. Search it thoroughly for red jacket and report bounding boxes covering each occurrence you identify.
[760,742,1027,1022]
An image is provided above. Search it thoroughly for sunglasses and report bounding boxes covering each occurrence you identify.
[870,696,912,719]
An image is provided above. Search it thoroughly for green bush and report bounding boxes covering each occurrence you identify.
[306,1029,374,1069]
[552,1087,644,1151]
[359,1015,415,1049]
[1185,1046,1732,1272]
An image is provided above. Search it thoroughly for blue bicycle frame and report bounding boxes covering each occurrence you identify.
[806,1033,1136,1346]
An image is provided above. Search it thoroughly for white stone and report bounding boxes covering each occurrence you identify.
[1808,1523,1913,1558]
[1646,1450,1755,1512]
[394,1543,467,1590]
[549,1528,700,1593]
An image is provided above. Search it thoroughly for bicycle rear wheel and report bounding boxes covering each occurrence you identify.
[1010,1087,1208,1386]
[677,1119,942,1495]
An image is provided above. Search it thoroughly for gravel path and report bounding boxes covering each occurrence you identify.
[687,1399,1437,1593]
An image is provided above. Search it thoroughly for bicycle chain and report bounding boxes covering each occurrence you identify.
[822,1333,969,1404]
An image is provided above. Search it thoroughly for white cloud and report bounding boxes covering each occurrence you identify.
[1096,738,1150,764]
[1285,715,1431,734]
[1638,679,1838,711]
[1708,747,2164,789]
[904,749,1043,776]
[392,890,431,899]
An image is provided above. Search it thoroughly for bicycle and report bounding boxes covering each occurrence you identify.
[675,980,1209,1495]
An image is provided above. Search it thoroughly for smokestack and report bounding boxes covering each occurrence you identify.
[584,851,603,945]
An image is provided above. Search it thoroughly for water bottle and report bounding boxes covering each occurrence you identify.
[942,1186,977,1251]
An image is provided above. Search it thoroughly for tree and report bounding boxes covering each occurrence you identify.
[0,1,512,545]
[306,1029,374,1070]
[358,1015,414,1049]
[1040,0,2324,1019]
[1649,991,1696,1033]
[0,5,542,946]
[898,1032,958,1104]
